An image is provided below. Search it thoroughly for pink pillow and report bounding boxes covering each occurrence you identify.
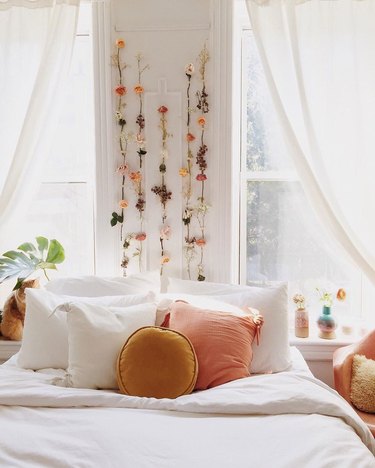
[166,302,262,390]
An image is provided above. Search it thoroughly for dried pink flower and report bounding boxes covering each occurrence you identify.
[135,232,147,242]
[160,226,171,240]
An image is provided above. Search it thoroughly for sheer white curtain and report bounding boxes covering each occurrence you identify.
[0,0,79,250]
[246,0,375,288]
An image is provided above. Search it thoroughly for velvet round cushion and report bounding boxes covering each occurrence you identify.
[117,326,198,399]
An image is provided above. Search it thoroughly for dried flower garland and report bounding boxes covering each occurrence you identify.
[110,38,132,275]
[194,44,210,281]
[181,63,196,279]
[152,106,172,274]
[132,53,149,271]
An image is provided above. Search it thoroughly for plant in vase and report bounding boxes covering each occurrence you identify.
[293,293,309,338]
[316,287,346,339]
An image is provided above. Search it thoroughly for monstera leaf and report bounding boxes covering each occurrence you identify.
[0,237,65,290]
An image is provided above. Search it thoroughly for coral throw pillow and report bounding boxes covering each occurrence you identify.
[350,354,375,413]
[166,302,263,390]
[117,326,198,399]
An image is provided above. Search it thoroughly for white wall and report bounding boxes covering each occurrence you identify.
[101,0,236,283]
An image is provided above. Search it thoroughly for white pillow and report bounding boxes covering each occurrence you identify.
[156,293,246,325]
[18,288,155,370]
[60,302,156,389]
[45,271,160,297]
[166,279,290,374]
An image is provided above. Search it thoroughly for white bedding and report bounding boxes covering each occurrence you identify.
[0,348,374,468]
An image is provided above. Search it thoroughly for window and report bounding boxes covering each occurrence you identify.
[235,3,367,323]
[22,4,95,277]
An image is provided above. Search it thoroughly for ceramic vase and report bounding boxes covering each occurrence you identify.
[317,305,337,339]
[295,308,309,338]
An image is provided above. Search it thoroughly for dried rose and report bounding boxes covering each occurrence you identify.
[196,238,206,247]
[118,200,129,209]
[185,63,195,76]
[197,116,206,126]
[135,233,147,242]
[186,133,195,142]
[116,39,125,48]
[337,288,346,301]
[135,133,145,145]
[179,168,189,177]
[134,85,144,94]
[196,173,207,182]
[158,105,168,113]
[160,226,171,240]
[115,85,127,96]
[293,293,305,308]
[116,164,128,175]
[129,171,142,182]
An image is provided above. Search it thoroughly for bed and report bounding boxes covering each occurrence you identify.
[0,347,374,468]
[1,274,374,467]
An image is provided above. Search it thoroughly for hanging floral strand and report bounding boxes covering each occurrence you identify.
[132,53,149,271]
[110,38,132,275]
[152,106,172,274]
[181,63,196,279]
[195,44,210,281]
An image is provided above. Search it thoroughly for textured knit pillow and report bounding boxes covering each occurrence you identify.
[350,354,375,413]
[117,327,198,399]
[166,302,263,390]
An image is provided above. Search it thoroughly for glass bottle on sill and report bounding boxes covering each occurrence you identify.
[295,308,309,338]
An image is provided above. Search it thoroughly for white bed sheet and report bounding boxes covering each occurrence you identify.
[0,347,373,468]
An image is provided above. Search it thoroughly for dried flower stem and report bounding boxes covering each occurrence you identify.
[183,66,196,279]
[133,53,149,272]
[195,44,210,281]
[110,39,132,276]
[152,107,172,275]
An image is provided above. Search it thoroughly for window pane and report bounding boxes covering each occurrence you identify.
[243,30,293,172]
[246,181,347,282]
[25,183,94,276]
[245,180,362,317]
[43,35,94,183]
[23,7,95,277]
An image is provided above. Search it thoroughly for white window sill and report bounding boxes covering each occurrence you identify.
[0,338,21,364]
[289,329,361,361]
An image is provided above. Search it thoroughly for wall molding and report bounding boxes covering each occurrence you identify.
[210,0,238,283]
[92,1,119,276]
[114,24,210,33]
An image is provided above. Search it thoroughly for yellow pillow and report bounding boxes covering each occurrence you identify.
[117,326,198,399]
[350,354,375,413]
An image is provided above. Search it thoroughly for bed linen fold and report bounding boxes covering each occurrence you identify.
[0,363,373,455]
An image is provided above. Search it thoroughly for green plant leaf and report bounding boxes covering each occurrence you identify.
[3,250,23,260]
[111,218,117,227]
[0,254,35,284]
[36,236,49,259]
[17,242,37,253]
[13,278,28,291]
[38,262,57,270]
[46,239,65,264]
[0,237,65,287]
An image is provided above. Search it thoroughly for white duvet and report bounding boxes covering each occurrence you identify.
[0,350,374,468]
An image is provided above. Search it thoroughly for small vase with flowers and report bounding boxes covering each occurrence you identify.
[293,293,309,338]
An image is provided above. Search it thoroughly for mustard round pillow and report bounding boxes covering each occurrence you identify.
[117,326,198,399]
